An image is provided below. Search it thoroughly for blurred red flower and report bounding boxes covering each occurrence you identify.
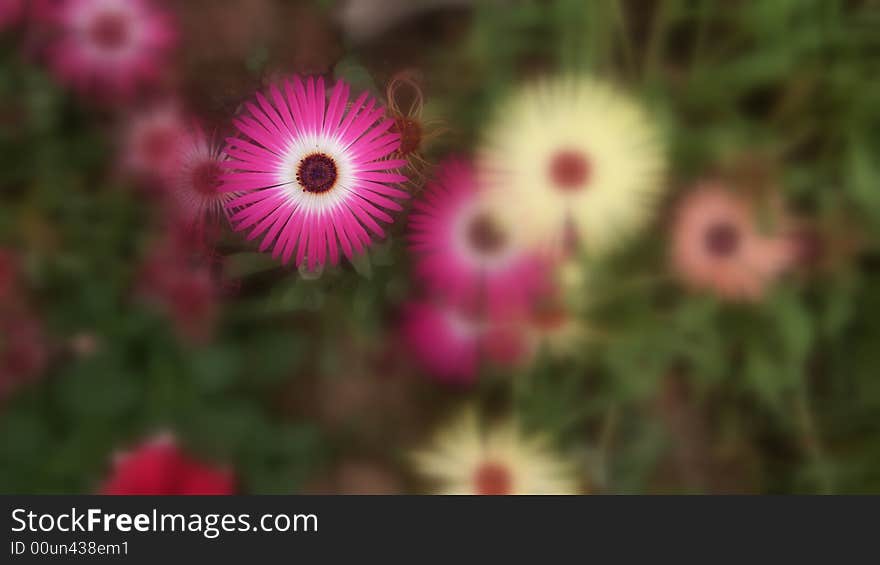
[102,435,234,495]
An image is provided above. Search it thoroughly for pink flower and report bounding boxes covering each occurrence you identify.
[671,182,796,301]
[0,0,23,30]
[0,248,20,307]
[0,312,48,400]
[165,123,234,236]
[101,435,234,495]
[26,0,69,23]
[136,235,223,343]
[401,301,529,385]
[221,76,408,270]
[409,159,551,319]
[45,0,176,99]
[122,103,189,186]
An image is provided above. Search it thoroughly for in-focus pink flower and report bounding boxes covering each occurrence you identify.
[0,312,48,400]
[166,123,234,237]
[221,76,408,270]
[401,301,528,385]
[0,0,23,30]
[409,159,551,319]
[101,435,234,495]
[122,103,189,186]
[45,0,176,99]
[671,182,796,301]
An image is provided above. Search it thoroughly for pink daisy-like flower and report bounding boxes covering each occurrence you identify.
[671,182,797,301]
[45,0,176,99]
[221,76,409,270]
[166,124,234,235]
[409,159,551,319]
[401,301,529,385]
[122,103,189,186]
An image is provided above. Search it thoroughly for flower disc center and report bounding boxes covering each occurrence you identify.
[549,150,591,191]
[466,212,507,257]
[192,161,222,196]
[473,461,512,495]
[90,12,130,51]
[297,153,338,194]
[705,222,740,257]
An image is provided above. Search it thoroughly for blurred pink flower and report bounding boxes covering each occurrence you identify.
[102,435,234,495]
[44,0,176,99]
[0,312,48,400]
[221,76,408,270]
[0,248,20,306]
[401,301,528,385]
[671,182,796,301]
[137,235,223,343]
[25,0,68,23]
[122,103,189,187]
[165,123,234,238]
[0,0,23,30]
[409,159,551,319]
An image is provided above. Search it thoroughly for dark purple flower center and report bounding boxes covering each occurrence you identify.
[704,222,741,257]
[296,153,338,194]
[90,12,130,51]
[473,461,512,495]
[191,161,222,196]
[549,149,591,191]
[466,212,507,256]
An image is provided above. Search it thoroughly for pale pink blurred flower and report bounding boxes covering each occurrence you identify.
[165,123,235,238]
[44,0,176,99]
[221,76,408,270]
[409,159,551,320]
[671,182,796,301]
[122,103,189,187]
[401,301,528,385]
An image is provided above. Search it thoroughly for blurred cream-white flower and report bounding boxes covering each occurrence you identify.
[480,75,666,255]
[412,410,579,494]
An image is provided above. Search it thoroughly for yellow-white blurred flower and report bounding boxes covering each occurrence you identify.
[412,410,579,494]
[480,75,666,255]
